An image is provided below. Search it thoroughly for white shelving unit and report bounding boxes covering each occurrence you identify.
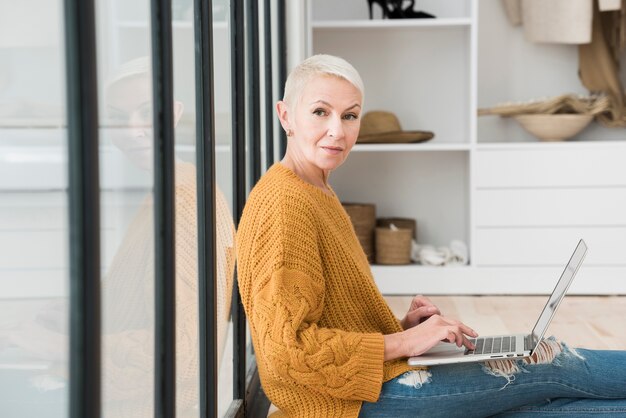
[306,0,626,295]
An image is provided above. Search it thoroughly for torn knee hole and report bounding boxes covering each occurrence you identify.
[484,359,520,376]
[523,338,563,365]
[481,339,565,387]
[398,370,432,389]
[481,339,585,390]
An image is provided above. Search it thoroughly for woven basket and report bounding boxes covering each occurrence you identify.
[342,203,376,263]
[375,227,412,265]
[377,217,417,239]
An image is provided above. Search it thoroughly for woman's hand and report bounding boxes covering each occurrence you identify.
[400,295,441,330]
[384,314,477,361]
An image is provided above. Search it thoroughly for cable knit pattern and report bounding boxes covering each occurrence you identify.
[237,163,419,418]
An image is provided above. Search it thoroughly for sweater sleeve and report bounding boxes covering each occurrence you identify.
[253,267,385,402]
[241,191,385,402]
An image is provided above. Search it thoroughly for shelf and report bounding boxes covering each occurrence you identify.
[312,18,472,30]
[476,141,626,151]
[310,1,626,295]
[352,143,470,152]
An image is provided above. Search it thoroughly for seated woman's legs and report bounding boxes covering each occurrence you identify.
[360,339,626,418]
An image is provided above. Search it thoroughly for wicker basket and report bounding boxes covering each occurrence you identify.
[377,217,417,239]
[375,227,412,265]
[342,203,376,263]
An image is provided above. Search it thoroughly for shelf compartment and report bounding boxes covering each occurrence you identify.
[314,27,471,145]
[332,152,470,248]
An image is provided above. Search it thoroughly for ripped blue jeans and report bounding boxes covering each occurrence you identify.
[360,339,626,417]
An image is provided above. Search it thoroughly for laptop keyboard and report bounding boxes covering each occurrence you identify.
[466,336,516,355]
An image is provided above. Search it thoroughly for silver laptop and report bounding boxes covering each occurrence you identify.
[408,239,587,366]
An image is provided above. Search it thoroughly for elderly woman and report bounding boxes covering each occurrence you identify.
[236,54,626,417]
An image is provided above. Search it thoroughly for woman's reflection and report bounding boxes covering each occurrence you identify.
[101,56,235,417]
[0,56,235,418]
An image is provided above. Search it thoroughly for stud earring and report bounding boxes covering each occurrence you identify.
[286,129,293,137]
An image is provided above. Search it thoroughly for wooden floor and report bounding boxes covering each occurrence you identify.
[384,296,626,350]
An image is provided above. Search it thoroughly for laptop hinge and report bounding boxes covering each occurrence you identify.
[524,334,535,351]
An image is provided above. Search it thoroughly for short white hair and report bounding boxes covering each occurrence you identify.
[282,54,364,110]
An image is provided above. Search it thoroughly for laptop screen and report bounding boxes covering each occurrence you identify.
[530,239,588,348]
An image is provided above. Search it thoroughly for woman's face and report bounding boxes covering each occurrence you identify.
[105,74,183,171]
[280,75,362,172]
[106,75,154,171]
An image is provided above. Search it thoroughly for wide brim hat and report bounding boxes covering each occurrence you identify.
[357,111,434,144]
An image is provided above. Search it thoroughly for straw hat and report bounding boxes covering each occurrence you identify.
[358,111,434,144]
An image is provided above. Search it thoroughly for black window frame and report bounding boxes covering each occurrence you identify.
[63,0,286,415]
[64,0,102,415]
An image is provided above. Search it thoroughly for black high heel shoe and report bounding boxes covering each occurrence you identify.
[387,0,436,19]
[367,0,391,19]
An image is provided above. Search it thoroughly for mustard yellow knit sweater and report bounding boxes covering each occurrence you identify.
[237,163,414,418]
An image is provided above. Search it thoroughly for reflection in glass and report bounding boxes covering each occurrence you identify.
[0,0,239,416]
[101,58,236,417]
[0,0,68,416]
[98,0,236,415]
[96,0,157,409]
